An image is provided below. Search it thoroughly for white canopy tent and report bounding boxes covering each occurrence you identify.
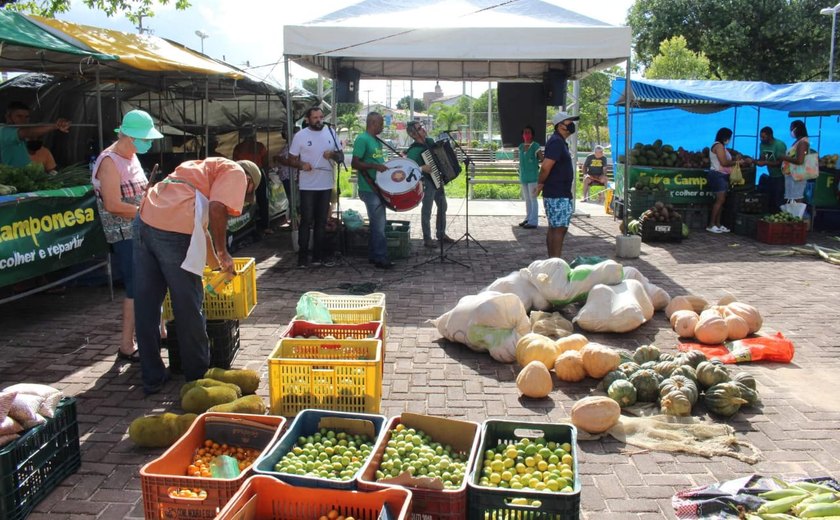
[282,0,633,231]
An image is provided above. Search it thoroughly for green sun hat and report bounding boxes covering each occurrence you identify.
[114,109,163,139]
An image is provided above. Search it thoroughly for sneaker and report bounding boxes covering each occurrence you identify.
[440,235,456,244]
[706,226,722,233]
[297,262,308,269]
[311,260,323,267]
[719,225,731,233]
[321,259,336,268]
[518,220,528,227]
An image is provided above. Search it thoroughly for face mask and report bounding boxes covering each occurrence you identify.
[522,132,532,143]
[564,122,576,134]
[790,130,796,139]
[133,138,153,154]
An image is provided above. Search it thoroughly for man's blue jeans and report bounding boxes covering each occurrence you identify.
[421,176,447,240]
[359,190,388,263]
[133,217,209,393]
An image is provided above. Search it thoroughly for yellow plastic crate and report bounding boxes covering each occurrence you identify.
[302,291,386,309]
[162,258,257,321]
[268,338,382,417]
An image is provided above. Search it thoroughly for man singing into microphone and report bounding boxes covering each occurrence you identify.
[289,107,342,268]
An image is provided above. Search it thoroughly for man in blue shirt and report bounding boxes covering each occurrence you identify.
[1,101,71,167]
[536,111,579,258]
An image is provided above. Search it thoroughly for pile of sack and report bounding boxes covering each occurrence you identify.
[0,384,64,446]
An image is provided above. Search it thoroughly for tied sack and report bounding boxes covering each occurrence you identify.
[431,291,530,363]
[523,258,624,307]
[573,279,654,333]
[622,266,671,311]
[482,270,551,312]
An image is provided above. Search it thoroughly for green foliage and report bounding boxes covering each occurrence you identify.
[433,105,466,132]
[0,162,90,193]
[396,96,426,112]
[337,112,363,143]
[645,36,712,80]
[578,69,617,146]
[627,0,831,82]
[6,0,191,24]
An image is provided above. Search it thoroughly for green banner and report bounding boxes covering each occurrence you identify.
[615,165,714,204]
[0,186,108,287]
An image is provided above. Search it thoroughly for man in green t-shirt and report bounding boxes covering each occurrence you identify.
[405,121,454,248]
[351,112,393,269]
[756,126,787,212]
[1,101,71,168]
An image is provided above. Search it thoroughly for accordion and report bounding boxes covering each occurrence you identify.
[421,140,461,188]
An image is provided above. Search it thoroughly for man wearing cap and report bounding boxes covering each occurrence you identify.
[1,101,71,168]
[581,145,609,201]
[405,121,454,248]
[133,156,261,395]
[535,111,579,258]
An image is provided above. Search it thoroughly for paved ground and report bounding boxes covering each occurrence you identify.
[2,197,839,519]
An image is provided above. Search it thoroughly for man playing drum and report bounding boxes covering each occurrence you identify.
[405,121,455,249]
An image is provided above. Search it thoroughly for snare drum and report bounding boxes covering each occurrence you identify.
[375,158,424,211]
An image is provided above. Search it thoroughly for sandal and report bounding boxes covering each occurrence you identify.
[117,349,141,362]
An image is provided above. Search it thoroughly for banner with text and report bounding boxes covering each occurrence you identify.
[0,186,108,287]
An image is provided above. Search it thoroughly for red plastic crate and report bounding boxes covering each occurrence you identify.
[359,414,480,520]
[140,412,286,520]
[756,220,808,245]
[215,475,413,519]
[282,320,383,341]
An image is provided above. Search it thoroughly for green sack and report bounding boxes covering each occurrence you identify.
[569,256,608,269]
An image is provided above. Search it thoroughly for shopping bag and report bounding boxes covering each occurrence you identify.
[780,199,807,219]
[728,162,743,185]
[787,152,819,181]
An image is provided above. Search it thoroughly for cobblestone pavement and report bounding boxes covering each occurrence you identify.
[2,199,839,519]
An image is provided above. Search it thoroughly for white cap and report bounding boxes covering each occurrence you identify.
[551,111,580,127]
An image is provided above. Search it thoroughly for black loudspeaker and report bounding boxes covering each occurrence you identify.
[544,69,568,106]
[335,68,361,103]
[497,82,547,147]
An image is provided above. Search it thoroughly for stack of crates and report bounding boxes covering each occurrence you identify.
[270,292,387,417]
[344,220,412,260]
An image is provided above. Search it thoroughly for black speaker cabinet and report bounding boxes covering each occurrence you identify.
[544,70,568,106]
[497,82,547,147]
[335,68,361,103]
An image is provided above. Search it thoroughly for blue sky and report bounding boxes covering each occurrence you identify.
[59,0,634,105]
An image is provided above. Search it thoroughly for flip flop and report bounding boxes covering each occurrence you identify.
[117,350,141,362]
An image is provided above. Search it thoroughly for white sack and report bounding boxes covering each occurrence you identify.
[573,279,654,333]
[431,291,530,363]
[483,271,551,312]
[622,266,672,311]
[524,258,624,306]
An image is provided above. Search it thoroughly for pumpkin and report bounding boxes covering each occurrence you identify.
[704,382,748,417]
[717,292,737,306]
[671,310,700,338]
[658,352,675,362]
[617,362,641,377]
[696,361,730,390]
[665,295,708,318]
[677,350,707,369]
[653,360,681,379]
[607,379,637,408]
[659,375,699,405]
[725,302,763,334]
[694,313,728,345]
[570,396,621,434]
[732,372,756,390]
[554,333,589,354]
[580,343,621,379]
[516,333,560,369]
[602,369,628,390]
[725,314,749,340]
[640,361,658,371]
[629,369,660,402]
[670,364,698,385]
[633,344,661,365]
[553,350,587,383]
[733,382,760,407]
[660,390,693,416]
[516,360,554,398]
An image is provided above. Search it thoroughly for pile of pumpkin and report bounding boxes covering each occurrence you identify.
[665,294,763,343]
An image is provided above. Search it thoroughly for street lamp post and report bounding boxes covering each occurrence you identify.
[364,90,372,114]
[195,30,209,54]
[820,4,840,81]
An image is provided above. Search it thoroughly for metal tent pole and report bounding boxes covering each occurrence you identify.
[284,58,298,246]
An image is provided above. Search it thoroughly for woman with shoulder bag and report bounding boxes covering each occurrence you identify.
[707,127,741,233]
[779,120,811,203]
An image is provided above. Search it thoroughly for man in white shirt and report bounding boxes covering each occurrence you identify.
[289,107,342,267]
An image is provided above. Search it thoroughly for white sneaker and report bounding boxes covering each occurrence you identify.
[718,225,731,233]
[706,226,722,233]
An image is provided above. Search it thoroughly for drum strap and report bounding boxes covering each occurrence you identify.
[356,169,398,212]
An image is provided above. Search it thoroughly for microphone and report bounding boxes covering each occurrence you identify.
[323,121,332,126]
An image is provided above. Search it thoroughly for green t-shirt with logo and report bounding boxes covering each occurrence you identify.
[352,132,385,193]
[0,126,32,167]
[760,138,787,178]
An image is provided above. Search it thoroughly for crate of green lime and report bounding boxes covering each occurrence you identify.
[467,420,580,520]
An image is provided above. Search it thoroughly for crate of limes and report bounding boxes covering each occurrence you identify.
[467,420,580,520]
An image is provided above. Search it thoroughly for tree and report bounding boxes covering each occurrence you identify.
[4,0,190,24]
[395,96,425,112]
[338,112,363,143]
[578,68,618,147]
[300,78,360,117]
[645,36,712,80]
[432,105,465,132]
[627,0,830,82]
[471,88,499,136]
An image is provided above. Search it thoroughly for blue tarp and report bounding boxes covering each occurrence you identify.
[608,78,840,173]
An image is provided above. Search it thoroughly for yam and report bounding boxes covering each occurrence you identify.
[205,368,260,394]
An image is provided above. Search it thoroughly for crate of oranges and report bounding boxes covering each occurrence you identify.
[140,413,286,520]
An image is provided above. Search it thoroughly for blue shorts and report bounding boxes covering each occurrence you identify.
[111,239,135,298]
[707,170,730,193]
[543,197,573,228]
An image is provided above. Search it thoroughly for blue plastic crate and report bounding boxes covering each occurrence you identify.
[253,409,387,490]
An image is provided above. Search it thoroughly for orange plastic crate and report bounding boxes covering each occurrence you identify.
[162,258,257,321]
[215,475,413,520]
[359,414,481,520]
[139,412,286,520]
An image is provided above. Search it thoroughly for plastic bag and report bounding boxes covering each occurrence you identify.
[341,209,365,231]
[295,294,333,324]
[677,332,794,364]
[780,199,807,219]
[729,162,743,185]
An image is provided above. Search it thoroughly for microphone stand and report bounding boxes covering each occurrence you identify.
[323,122,359,273]
[444,131,487,253]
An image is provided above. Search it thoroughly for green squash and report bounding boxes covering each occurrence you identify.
[696,361,731,390]
[658,352,675,362]
[660,390,693,416]
[618,362,641,377]
[659,375,699,405]
[654,360,681,378]
[602,369,628,390]
[733,382,760,407]
[670,365,698,385]
[677,350,707,368]
[704,382,748,417]
[633,344,661,365]
[629,368,660,403]
[640,361,658,371]
[607,379,638,408]
[732,372,757,391]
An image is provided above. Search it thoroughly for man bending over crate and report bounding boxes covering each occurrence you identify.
[134,158,261,395]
